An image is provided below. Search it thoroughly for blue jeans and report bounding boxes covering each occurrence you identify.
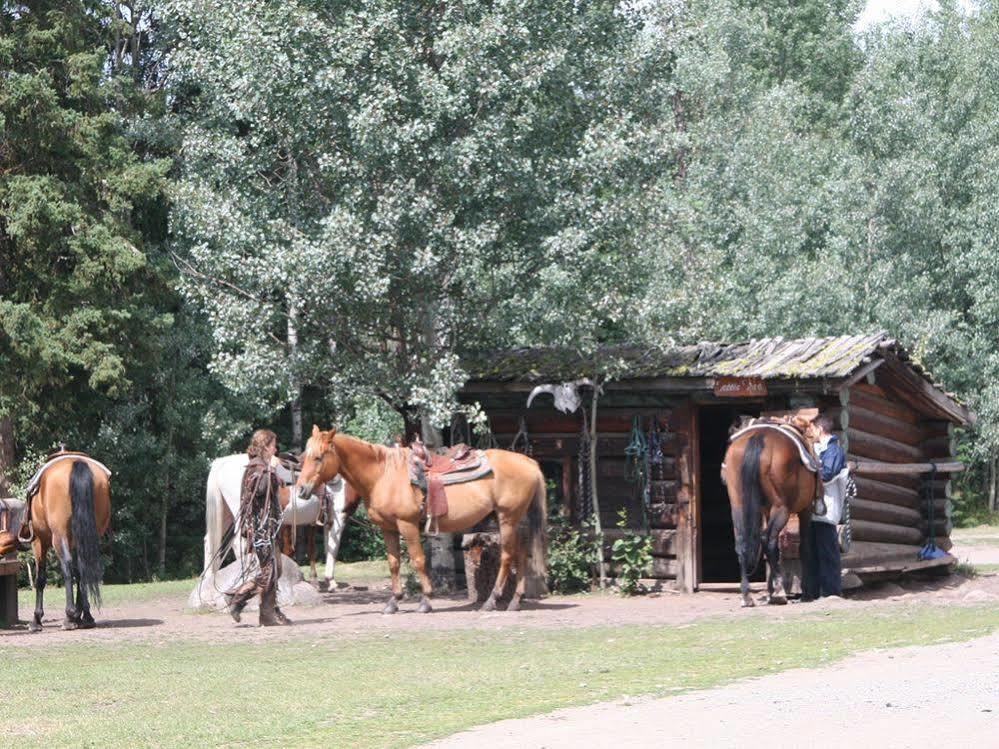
[804,521,842,598]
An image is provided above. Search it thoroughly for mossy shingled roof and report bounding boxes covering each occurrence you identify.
[466,332,915,383]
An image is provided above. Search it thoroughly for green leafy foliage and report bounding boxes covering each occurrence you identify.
[546,515,598,594]
[610,509,653,596]
[337,506,387,564]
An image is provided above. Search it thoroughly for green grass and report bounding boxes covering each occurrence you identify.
[2,604,998,748]
[17,577,197,610]
[950,525,999,549]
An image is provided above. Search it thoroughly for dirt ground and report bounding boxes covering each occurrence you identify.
[3,563,999,649]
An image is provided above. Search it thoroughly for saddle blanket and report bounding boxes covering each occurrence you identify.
[25,454,112,499]
[728,423,820,473]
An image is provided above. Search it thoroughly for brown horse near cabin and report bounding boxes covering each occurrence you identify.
[296,427,546,613]
[277,482,362,586]
[722,426,818,607]
[0,455,111,631]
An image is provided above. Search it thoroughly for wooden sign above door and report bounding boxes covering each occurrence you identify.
[713,376,768,398]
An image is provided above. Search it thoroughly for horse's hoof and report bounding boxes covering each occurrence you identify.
[28,621,42,633]
[79,617,96,629]
[741,596,756,608]
[318,579,330,593]
[768,593,787,606]
[480,597,497,612]
[507,598,521,612]
[382,599,398,615]
[61,620,78,631]
[417,597,432,614]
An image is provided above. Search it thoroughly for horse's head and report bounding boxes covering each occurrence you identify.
[792,414,820,444]
[298,425,341,500]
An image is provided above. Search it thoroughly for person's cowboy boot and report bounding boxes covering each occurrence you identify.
[257,587,282,627]
[224,593,246,623]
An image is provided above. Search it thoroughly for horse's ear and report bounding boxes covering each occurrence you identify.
[312,424,320,438]
[329,427,338,437]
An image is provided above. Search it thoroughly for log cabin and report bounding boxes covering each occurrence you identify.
[459,332,974,592]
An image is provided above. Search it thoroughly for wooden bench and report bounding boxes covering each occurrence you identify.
[1,498,24,627]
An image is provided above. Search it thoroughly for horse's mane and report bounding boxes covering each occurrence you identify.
[304,434,325,460]
[308,431,405,479]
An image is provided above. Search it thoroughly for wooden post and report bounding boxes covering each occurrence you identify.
[589,382,607,588]
[670,402,694,593]
[428,533,457,594]
[838,388,850,451]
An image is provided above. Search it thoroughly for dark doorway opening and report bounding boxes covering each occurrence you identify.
[698,405,765,583]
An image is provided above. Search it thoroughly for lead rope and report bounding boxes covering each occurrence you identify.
[840,473,855,553]
[925,463,937,552]
[475,418,499,450]
[624,416,647,484]
[510,416,533,455]
[624,415,647,531]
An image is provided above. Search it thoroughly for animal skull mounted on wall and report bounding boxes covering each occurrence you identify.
[526,378,598,414]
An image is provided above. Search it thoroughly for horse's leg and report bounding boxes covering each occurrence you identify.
[323,508,347,592]
[29,538,48,633]
[482,516,518,612]
[55,536,78,630]
[737,548,754,608]
[728,497,755,608]
[279,527,292,561]
[399,521,433,614]
[799,508,817,602]
[382,529,403,615]
[764,506,790,605]
[74,566,95,628]
[307,527,318,584]
[506,528,529,613]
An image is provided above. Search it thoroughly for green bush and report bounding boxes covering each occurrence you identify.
[547,515,597,594]
[610,509,652,596]
[337,505,387,562]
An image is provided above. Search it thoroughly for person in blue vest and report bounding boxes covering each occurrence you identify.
[803,414,847,600]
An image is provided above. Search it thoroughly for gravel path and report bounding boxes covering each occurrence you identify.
[422,633,999,749]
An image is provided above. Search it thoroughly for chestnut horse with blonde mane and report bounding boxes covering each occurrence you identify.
[0,456,111,631]
[297,427,546,613]
[723,426,818,608]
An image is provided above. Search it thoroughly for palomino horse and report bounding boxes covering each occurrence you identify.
[722,425,818,607]
[297,426,546,613]
[0,454,111,631]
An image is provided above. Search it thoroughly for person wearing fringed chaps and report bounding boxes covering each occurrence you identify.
[225,429,292,626]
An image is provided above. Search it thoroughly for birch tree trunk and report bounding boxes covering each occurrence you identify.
[0,417,14,497]
[288,303,303,448]
[990,456,999,513]
[285,147,303,449]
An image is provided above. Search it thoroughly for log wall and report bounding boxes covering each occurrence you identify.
[476,397,685,583]
[841,380,955,558]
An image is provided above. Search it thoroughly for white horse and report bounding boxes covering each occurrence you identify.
[202,454,349,591]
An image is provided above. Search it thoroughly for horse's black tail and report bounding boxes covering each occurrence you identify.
[70,460,103,608]
[735,433,765,576]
